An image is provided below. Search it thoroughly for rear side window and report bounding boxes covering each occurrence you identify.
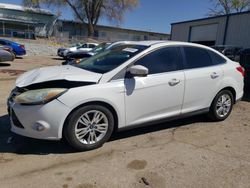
[208,50,226,65]
[184,47,213,69]
[89,44,96,48]
[135,47,182,74]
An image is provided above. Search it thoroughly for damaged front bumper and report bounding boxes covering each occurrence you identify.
[7,97,71,140]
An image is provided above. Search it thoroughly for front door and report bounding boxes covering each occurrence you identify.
[124,47,185,126]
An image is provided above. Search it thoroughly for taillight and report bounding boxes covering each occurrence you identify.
[236,66,245,77]
[20,45,25,50]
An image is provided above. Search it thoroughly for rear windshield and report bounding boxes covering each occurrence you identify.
[75,44,148,74]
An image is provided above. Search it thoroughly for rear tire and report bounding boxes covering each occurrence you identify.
[63,105,114,151]
[12,52,16,58]
[208,90,234,121]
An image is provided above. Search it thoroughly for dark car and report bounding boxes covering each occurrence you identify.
[57,47,67,57]
[212,45,242,61]
[0,39,26,57]
[239,48,250,71]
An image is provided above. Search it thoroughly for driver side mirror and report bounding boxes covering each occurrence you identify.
[128,65,148,77]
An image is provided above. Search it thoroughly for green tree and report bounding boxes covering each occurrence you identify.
[208,0,250,16]
[23,0,139,36]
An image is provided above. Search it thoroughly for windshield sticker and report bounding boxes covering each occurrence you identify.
[123,48,139,53]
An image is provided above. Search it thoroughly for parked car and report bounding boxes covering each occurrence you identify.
[212,45,242,61]
[0,50,14,62]
[8,41,244,151]
[0,45,14,56]
[0,39,26,57]
[239,48,250,71]
[64,42,129,65]
[62,43,98,58]
[65,43,110,60]
[57,43,83,57]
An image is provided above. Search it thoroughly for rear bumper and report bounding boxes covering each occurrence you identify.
[15,49,26,56]
[236,90,244,103]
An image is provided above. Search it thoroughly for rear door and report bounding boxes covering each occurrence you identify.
[181,46,225,114]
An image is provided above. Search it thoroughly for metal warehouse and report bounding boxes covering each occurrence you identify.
[54,20,169,42]
[170,11,250,48]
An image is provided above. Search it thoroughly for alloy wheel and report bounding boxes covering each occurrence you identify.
[215,94,232,118]
[74,110,109,144]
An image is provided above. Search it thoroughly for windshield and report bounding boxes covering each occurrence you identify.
[90,43,109,53]
[75,44,148,74]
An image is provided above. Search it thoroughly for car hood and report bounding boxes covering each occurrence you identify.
[16,65,102,88]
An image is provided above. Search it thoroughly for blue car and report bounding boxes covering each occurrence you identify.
[0,39,26,57]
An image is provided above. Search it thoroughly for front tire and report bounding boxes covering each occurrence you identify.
[63,105,114,151]
[208,90,234,121]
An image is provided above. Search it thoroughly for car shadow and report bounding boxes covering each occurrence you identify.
[0,114,75,155]
[15,57,23,59]
[0,113,209,155]
[0,63,11,67]
[52,57,64,60]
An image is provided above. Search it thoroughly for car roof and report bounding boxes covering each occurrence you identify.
[119,40,168,46]
[0,39,18,45]
[115,40,213,48]
[0,39,11,42]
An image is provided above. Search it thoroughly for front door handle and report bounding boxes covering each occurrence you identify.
[168,79,180,86]
[210,72,220,79]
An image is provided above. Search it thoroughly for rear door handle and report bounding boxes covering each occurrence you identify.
[210,72,220,79]
[168,79,180,86]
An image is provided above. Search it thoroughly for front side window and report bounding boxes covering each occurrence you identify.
[184,47,213,69]
[79,44,88,48]
[76,44,148,74]
[134,47,182,74]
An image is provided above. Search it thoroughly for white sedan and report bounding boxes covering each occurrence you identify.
[63,43,98,57]
[8,41,244,151]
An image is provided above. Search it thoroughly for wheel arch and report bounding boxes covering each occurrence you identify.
[62,101,119,137]
[219,86,236,103]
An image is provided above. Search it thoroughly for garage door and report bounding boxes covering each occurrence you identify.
[190,24,218,43]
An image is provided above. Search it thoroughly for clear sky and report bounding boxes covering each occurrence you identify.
[0,0,212,33]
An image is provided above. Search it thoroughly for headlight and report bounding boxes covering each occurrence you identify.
[14,88,67,105]
[75,59,82,64]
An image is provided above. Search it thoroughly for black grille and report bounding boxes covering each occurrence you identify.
[11,109,24,129]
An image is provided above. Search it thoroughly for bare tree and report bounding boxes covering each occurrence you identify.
[23,0,138,36]
[208,0,250,16]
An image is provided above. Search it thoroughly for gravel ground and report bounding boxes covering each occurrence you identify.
[0,56,250,188]
[23,43,58,56]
